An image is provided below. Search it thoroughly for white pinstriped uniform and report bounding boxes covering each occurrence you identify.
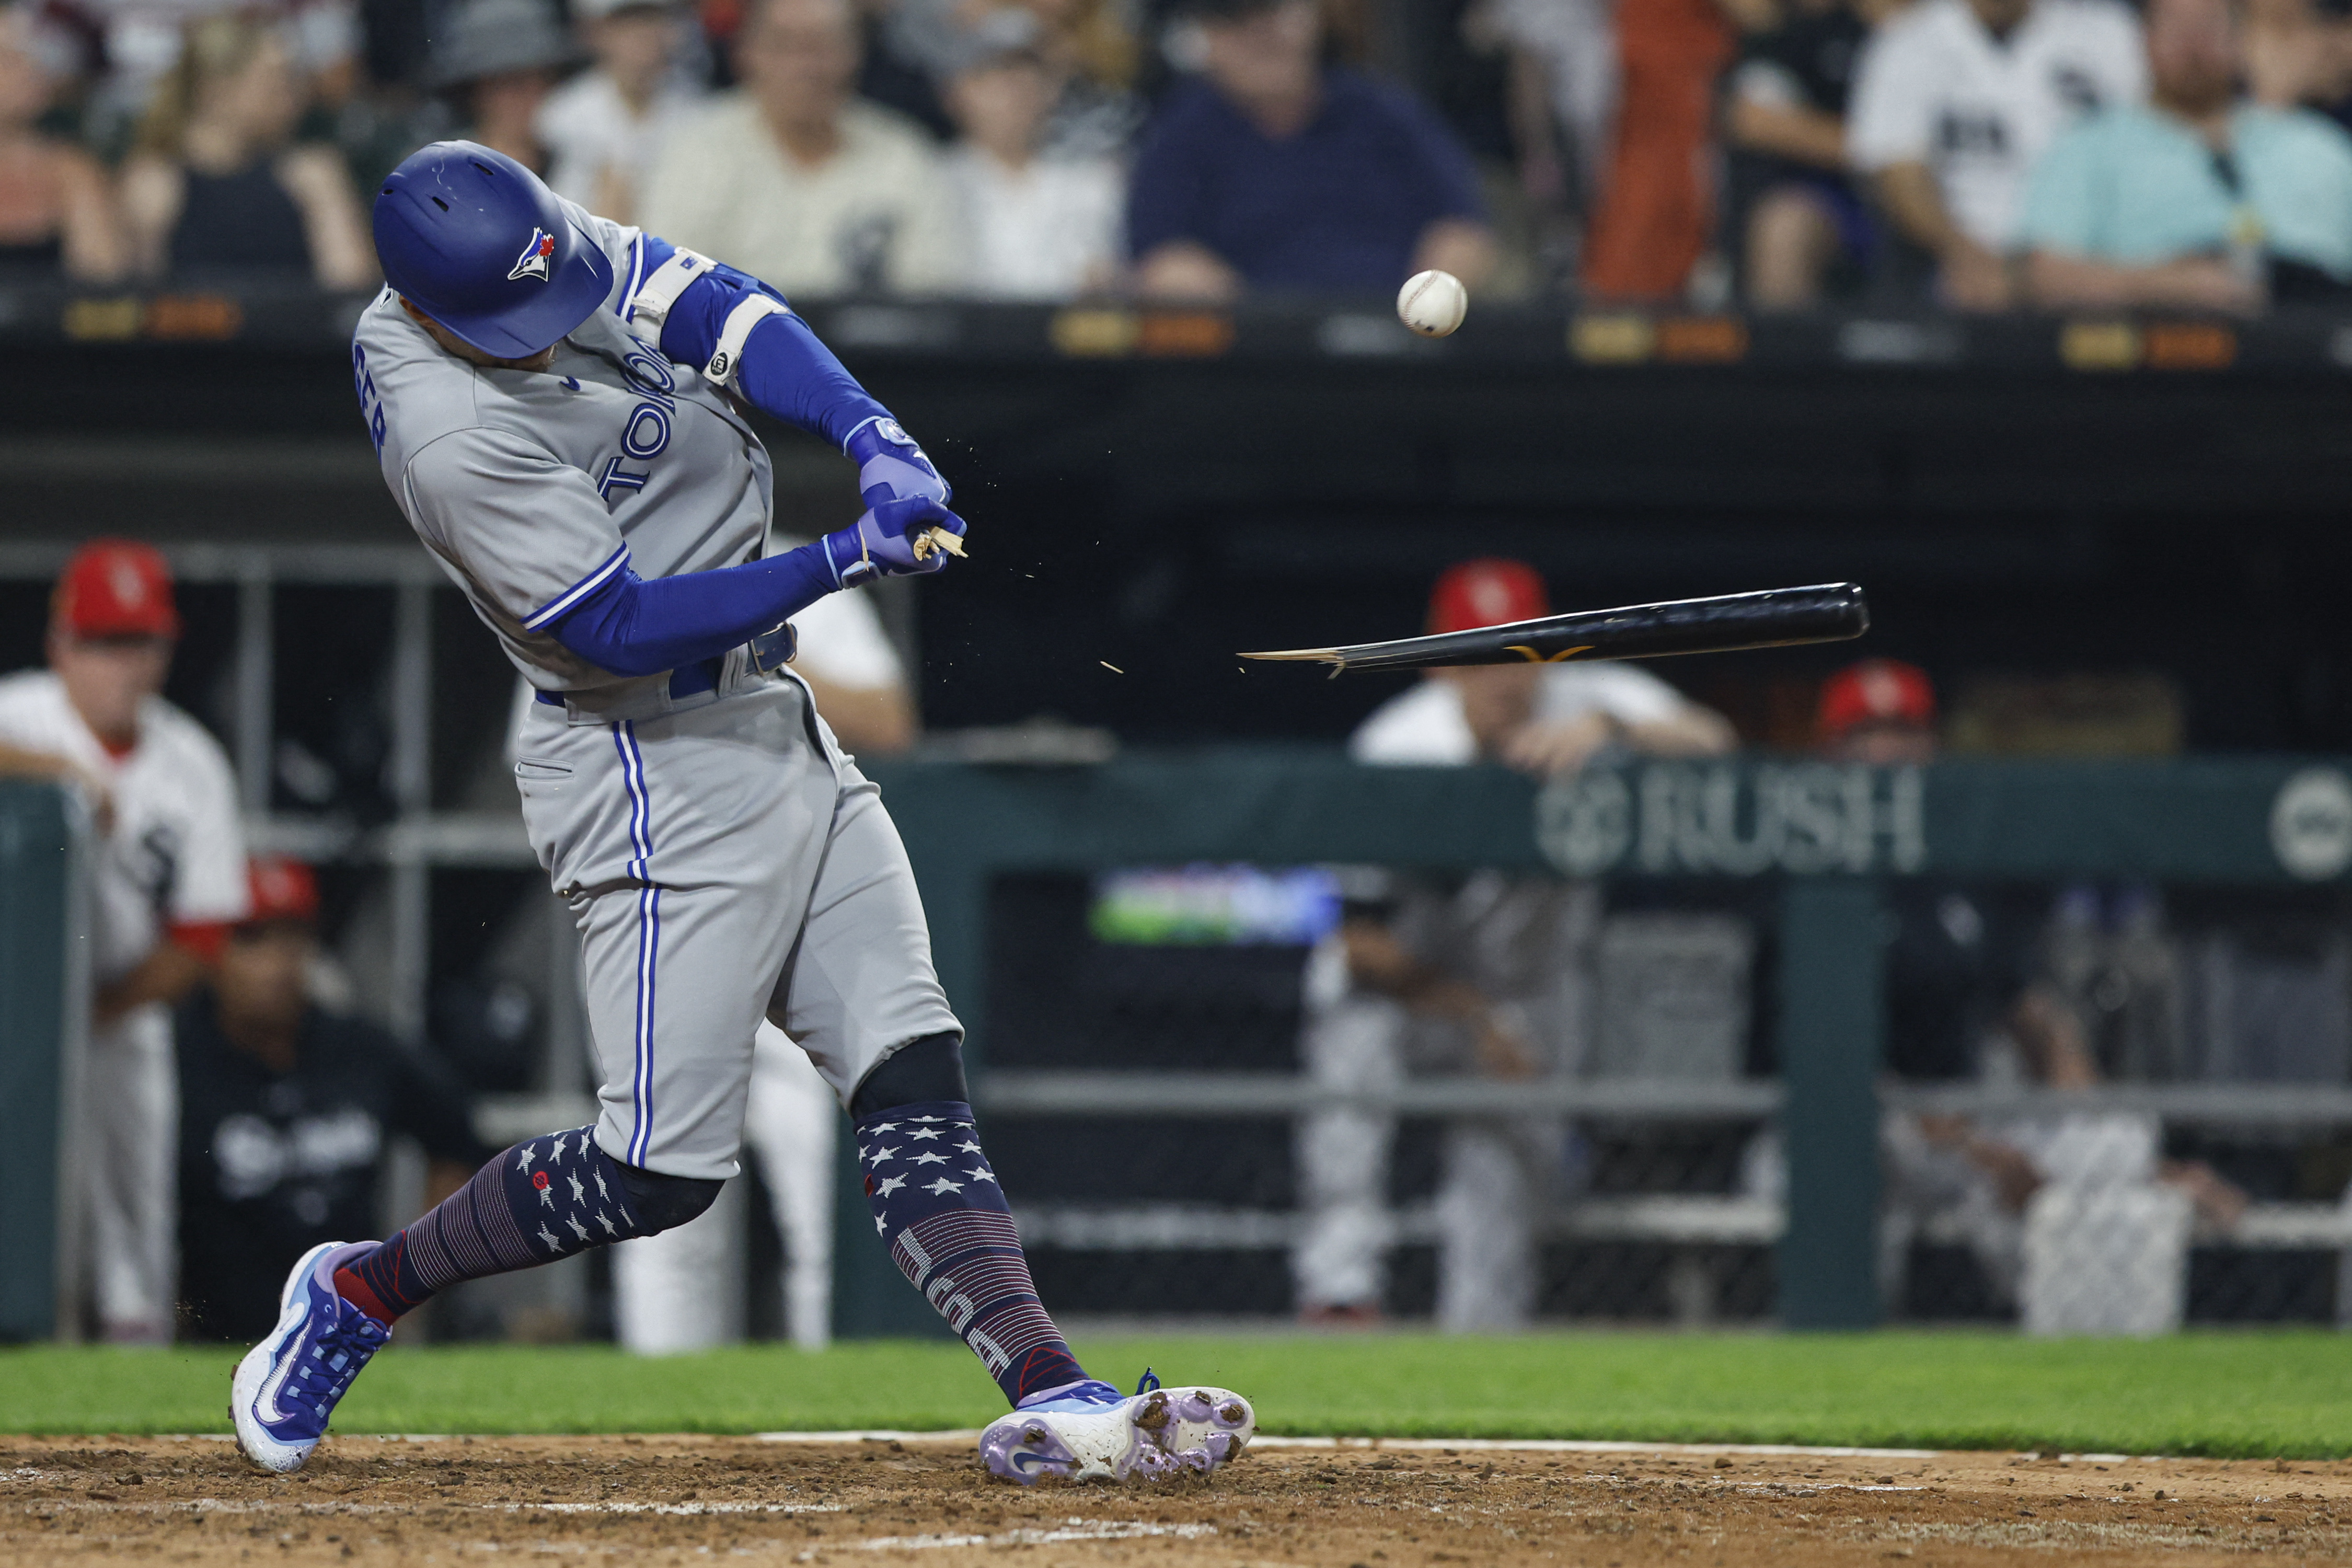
[0,675,248,1338]
[358,203,958,1180]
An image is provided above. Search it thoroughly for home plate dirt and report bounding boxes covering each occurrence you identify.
[5,1434,2351,1566]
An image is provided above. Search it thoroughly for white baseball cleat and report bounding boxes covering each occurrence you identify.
[979,1370,1254,1483]
[230,1241,390,1474]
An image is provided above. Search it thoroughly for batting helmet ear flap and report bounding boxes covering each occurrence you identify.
[373,141,614,359]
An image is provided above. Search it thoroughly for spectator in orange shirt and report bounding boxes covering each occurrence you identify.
[1579,0,1734,300]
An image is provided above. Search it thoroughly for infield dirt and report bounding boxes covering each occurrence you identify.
[5,1434,2349,1566]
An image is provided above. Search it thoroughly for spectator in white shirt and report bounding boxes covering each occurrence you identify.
[1846,0,2145,308]
[642,0,957,295]
[938,24,1120,299]
[537,0,704,224]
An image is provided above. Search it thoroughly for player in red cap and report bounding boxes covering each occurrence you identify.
[1816,658,1939,765]
[0,539,249,1342]
[1354,558,1738,773]
[1293,559,1738,1329]
[174,857,488,1341]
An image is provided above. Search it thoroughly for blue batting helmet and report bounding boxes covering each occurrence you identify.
[373,142,613,359]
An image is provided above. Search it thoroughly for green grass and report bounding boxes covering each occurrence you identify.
[5,1331,2351,1458]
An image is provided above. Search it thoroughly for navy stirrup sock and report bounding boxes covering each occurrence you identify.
[336,1125,719,1323]
[855,1099,1087,1404]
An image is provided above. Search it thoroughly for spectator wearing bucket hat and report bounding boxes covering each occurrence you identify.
[0,540,249,1343]
[537,0,706,222]
[429,0,578,174]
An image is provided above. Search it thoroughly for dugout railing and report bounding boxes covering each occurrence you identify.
[0,541,605,1339]
[856,750,2352,1334]
[2,607,2350,1332]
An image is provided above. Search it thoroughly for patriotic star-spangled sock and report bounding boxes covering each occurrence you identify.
[335,1125,647,1322]
[855,1099,1088,1405]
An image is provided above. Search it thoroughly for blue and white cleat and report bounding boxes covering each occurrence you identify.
[981,1370,1254,1484]
[230,1240,391,1473]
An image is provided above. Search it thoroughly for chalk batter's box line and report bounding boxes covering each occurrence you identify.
[147,1432,2140,1463]
[753,1433,2151,1465]
[745,1432,1951,1458]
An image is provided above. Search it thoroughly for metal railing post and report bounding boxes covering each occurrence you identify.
[1776,874,1884,1328]
[234,557,273,814]
[387,581,432,1040]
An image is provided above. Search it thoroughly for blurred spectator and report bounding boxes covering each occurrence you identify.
[1724,0,1891,308]
[0,3,129,280]
[887,0,1138,155]
[118,14,374,286]
[1847,0,2144,309]
[1009,0,1139,155]
[643,0,956,293]
[1576,0,1733,300]
[939,28,1120,298]
[1126,0,1495,301]
[428,0,576,175]
[67,0,362,147]
[1295,560,1735,1331]
[538,0,704,221]
[2241,0,2352,114]
[0,540,248,1343]
[2021,0,2352,313]
[176,857,488,1342]
[850,0,956,137]
[1490,0,1618,234]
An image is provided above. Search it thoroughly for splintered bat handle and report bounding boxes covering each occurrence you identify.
[912,527,967,561]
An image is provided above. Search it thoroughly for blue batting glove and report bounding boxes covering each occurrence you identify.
[822,496,969,587]
[846,416,949,509]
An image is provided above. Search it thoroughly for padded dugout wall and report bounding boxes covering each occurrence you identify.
[0,781,87,1341]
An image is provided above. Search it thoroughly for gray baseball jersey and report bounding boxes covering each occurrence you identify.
[355,201,959,1179]
[354,199,772,715]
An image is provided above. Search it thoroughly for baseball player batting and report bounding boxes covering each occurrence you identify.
[229,142,1253,1485]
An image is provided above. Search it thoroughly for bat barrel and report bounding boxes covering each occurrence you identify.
[1323,583,1870,672]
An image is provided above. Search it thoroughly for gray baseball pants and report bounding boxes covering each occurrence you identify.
[513,674,959,1181]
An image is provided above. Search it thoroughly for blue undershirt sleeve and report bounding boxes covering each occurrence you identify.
[545,235,917,678]
[637,236,890,449]
[545,544,840,678]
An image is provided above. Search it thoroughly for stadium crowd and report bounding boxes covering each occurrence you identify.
[2,0,2350,308]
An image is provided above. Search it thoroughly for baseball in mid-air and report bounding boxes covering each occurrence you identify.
[1397,269,1468,338]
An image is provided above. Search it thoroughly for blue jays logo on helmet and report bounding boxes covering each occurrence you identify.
[509,228,556,283]
[372,142,614,359]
